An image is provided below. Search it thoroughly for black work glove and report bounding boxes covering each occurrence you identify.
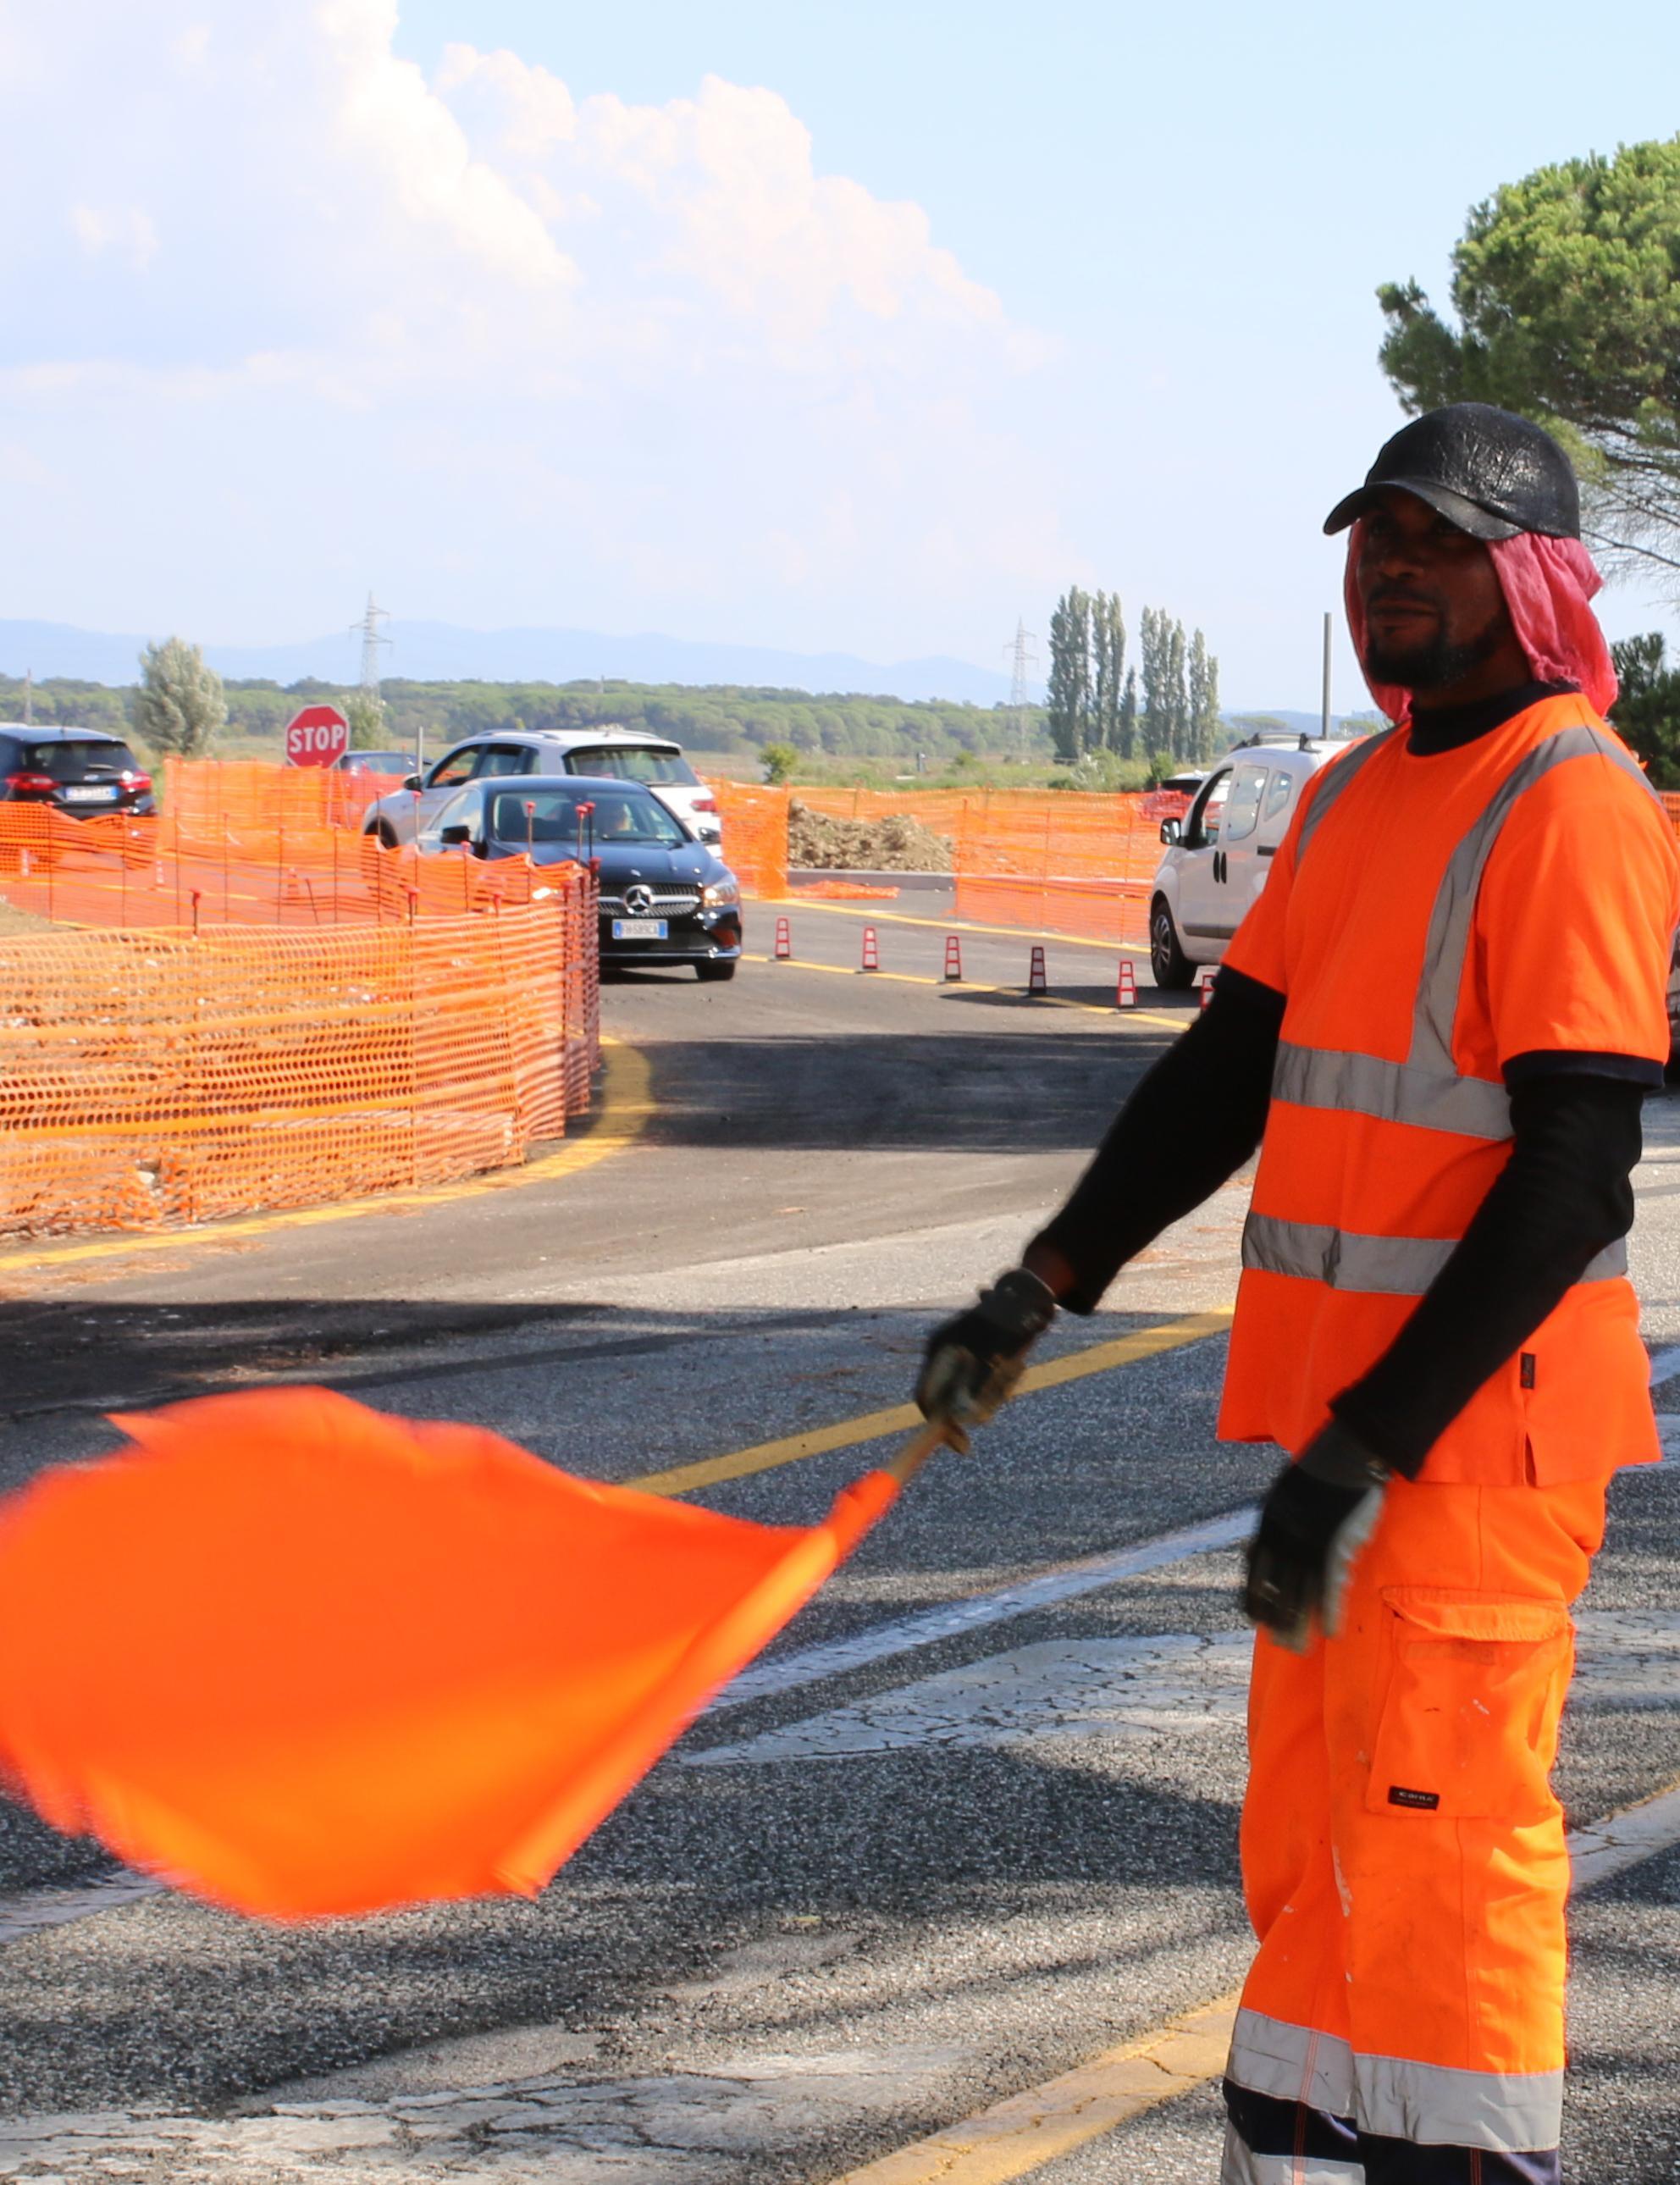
[915,1267,1057,1451]
[1241,1420,1390,1651]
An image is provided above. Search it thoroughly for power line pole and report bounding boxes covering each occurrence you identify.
[352,592,392,700]
[1321,610,1333,739]
[349,591,397,760]
[22,668,32,727]
[1004,619,1039,762]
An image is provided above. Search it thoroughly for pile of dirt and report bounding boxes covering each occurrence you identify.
[0,899,53,935]
[788,800,953,873]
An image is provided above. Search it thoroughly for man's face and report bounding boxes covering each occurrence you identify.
[1354,489,1518,692]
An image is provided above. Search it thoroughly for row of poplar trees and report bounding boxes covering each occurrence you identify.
[1044,588,1221,766]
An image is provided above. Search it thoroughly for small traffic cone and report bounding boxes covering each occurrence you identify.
[1115,958,1137,1009]
[861,925,881,971]
[1028,944,1048,996]
[943,934,963,982]
[774,915,792,960]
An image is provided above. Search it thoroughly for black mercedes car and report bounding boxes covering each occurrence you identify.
[406,773,743,980]
[0,725,156,817]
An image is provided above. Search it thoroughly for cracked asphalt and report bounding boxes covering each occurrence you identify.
[0,897,1675,2182]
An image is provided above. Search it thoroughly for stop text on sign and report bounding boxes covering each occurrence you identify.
[285,705,350,768]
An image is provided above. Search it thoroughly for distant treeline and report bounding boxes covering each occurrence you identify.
[0,673,1053,763]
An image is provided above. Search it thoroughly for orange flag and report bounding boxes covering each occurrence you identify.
[0,1387,904,1920]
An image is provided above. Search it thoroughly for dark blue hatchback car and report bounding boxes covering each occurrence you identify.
[417,773,743,981]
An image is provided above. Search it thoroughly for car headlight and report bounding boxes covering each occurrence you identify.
[701,880,739,909]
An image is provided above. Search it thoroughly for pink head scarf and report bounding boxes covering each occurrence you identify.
[1343,521,1618,724]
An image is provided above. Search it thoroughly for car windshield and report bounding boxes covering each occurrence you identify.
[567,746,699,786]
[489,787,686,847]
[19,739,139,779]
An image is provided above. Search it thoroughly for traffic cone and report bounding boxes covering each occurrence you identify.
[943,934,963,982]
[1028,944,1048,996]
[774,915,792,961]
[1115,958,1137,1009]
[1199,967,1217,1010]
[861,926,880,971]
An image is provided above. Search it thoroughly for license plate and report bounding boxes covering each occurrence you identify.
[64,785,119,804]
[611,918,667,940]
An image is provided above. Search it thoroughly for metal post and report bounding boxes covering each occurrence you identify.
[1321,611,1333,739]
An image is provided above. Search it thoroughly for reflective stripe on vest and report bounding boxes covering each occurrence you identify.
[1242,1210,1628,1297]
[1249,722,1657,1297]
[1226,2007,1564,2155]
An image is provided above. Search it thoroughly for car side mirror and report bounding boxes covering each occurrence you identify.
[1159,817,1182,846]
[402,774,423,792]
[439,823,472,847]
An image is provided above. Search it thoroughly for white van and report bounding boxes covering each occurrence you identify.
[1147,735,1351,989]
[365,728,721,849]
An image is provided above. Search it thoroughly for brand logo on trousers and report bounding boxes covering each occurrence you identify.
[1388,1784,1441,1811]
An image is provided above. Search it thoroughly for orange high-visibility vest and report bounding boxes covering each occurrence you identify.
[1220,693,1680,1485]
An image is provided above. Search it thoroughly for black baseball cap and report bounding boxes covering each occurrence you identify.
[1324,402,1580,541]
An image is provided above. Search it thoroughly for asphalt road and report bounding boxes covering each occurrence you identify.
[0,891,1675,2183]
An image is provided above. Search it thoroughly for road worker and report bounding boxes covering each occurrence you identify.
[916,402,1680,2185]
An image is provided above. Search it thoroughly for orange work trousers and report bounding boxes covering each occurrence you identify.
[1222,1473,1607,2183]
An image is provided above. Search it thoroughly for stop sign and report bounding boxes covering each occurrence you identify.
[285,705,351,768]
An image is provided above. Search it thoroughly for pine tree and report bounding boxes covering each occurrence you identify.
[1091,590,1114,757]
[1046,586,1093,762]
[1188,630,1221,761]
[1166,620,1188,759]
[1139,607,1168,761]
[134,636,226,758]
[1119,667,1139,761]
[1097,593,1125,750]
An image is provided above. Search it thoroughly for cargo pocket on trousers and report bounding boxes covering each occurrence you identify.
[1364,1590,1573,1823]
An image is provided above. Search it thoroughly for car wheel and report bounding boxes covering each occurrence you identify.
[1148,895,1194,991]
[695,959,738,982]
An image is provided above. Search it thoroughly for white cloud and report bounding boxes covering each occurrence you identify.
[69,204,160,271]
[0,0,1069,660]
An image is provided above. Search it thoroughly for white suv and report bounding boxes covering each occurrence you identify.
[366,729,721,848]
[1147,735,1351,989]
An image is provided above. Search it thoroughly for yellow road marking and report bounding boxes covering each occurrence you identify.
[832,1992,1239,2185]
[774,898,1150,956]
[0,1036,653,1281]
[627,1309,1233,1496]
[744,953,1185,1032]
[828,1764,1680,2185]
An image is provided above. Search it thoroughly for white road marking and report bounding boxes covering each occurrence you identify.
[1649,1344,1680,1389]
[692,1610,1680,1767]
[0,1873,163,1945]
[0,1510,1257,1950]
[1569,1778,1680,1889]
[712,1506,1257,1712]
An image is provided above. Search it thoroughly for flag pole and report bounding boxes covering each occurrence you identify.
[882,1417,956,1486]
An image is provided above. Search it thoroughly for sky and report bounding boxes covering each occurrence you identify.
[3,0,1679,706]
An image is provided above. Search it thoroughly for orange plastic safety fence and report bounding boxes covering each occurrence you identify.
[947,791,1157,944]
[711,783,789,899]
[1663,793,1680,834]
[0,900,594,1241]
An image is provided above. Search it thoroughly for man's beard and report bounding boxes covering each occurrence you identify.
[1362,615,1503,694]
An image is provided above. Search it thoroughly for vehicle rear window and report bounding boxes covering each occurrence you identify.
[567,746,698,787]
[489,787,686,848]
[18,740,140,779]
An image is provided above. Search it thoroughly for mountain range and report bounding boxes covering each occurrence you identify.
[0,617,1027,707]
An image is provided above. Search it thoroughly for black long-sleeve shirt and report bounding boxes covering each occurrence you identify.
[1029,683,1661,1480]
